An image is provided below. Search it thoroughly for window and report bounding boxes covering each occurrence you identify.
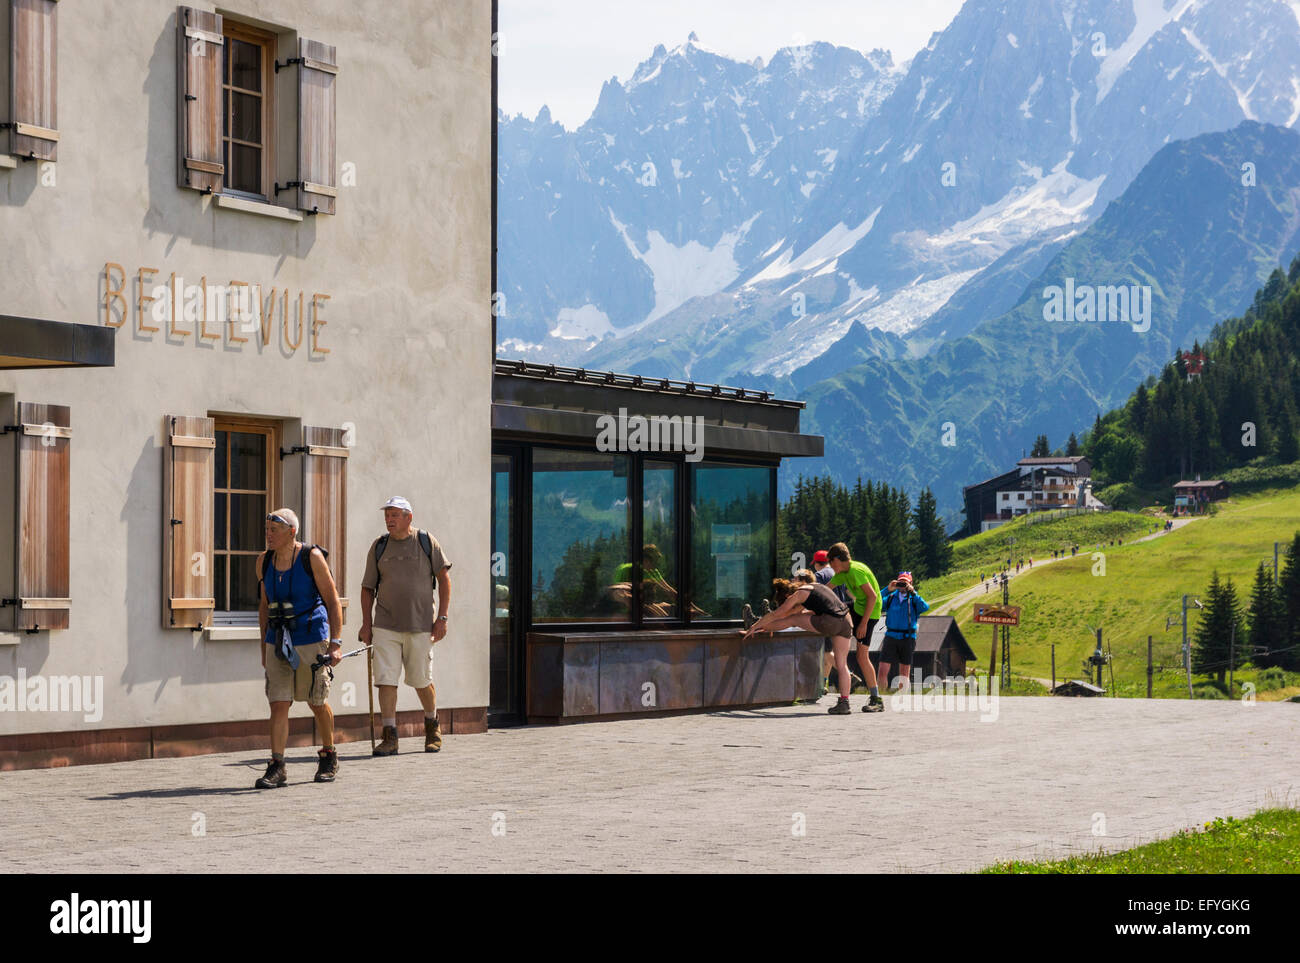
[641,461,679,620]
[221,23,274,198]
[690,463,775,622]
[530,449,630,623]
[212,419,280,618]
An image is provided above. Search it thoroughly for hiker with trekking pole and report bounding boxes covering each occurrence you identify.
[878,571,930,694]
[359,497,453,756]
[255,509,345,789]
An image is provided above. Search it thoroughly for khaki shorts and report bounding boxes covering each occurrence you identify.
[372,627,434,688]
[265,641,333,706]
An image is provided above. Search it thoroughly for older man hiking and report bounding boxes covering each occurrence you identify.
[360,497,452,755]
[826,542,884,713]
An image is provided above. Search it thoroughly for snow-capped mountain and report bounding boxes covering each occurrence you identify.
[498,0,1300,386]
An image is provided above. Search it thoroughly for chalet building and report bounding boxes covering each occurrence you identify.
[961,455,1102,535]
[1172,479,1229,514]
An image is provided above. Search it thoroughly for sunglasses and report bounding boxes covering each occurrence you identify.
[265,514,292,527]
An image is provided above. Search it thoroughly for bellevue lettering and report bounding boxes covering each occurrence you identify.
[49,893,151,944]
[102,261,330,355]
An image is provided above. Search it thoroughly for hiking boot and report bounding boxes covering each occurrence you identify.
[424,717,443,753]
[862,695,885,713]
[314,747,338,783]
[827,697,851,715]
[373,725,399,757]
[742,604,756,629]
[255,758,286,789]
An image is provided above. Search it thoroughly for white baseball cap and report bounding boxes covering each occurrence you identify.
[381,496,413,513]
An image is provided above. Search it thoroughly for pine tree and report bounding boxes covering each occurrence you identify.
[1066,432,1080,456]
[1246,561,1286,669]
[911,487,951,579]
[1192,572,1242,686]
[1278,533,1300,671]
[1031,434,1050,457]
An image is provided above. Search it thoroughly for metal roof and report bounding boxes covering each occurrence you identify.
[494,358,805,409]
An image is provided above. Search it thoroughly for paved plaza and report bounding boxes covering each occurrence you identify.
[1,696,1296,873]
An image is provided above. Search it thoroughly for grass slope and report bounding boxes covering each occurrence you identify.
[941,487,1300,696]
[982,808,1300,873]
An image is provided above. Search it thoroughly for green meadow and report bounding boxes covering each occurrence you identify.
[932,487,1300,697]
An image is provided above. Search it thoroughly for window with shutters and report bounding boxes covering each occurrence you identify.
[212,418,280,621]
[3,0,60,162]
[175,7,337,214]
[220,21,274,199]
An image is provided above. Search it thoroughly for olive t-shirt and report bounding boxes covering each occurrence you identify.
[361,531,451,633]
[828,560,882,618]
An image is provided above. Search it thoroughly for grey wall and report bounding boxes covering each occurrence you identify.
[0,0,492,731]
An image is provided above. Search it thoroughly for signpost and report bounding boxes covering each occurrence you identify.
[974,600,1021,689]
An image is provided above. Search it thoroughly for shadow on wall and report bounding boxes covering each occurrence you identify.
[141,11,316,262]
[119,434,262,700]
[0,156,40,207]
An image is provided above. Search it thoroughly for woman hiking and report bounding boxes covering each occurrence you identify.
[743,577,883,715]
[255,509,345,788]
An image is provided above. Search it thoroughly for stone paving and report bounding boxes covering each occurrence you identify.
[0,695,1295,873]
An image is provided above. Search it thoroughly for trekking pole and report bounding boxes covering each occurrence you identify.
[366,645,376,752]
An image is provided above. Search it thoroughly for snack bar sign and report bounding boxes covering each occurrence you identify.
[972,604,1021,626]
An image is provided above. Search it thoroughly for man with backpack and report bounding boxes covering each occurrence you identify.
[878,572,929,693]
[359,497,453,756]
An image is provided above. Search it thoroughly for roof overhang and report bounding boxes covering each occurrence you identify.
[491,403,823,460]
[0,316,115,370]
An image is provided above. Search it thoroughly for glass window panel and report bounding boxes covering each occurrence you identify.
[215,430,228,487]
[215,555,228,612]
[230,91,261,143]
[490,454,514,715]
[641,461,678,620]
[531,449,630,623]
[690,464,775,621]
[230,493,267,552]
[229,431,266,490]
[228,143,262,195]
[214,492,227,551]
[228,38,261,92]
[230,555,261,613]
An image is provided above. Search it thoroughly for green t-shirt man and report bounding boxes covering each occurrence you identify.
[829,560,882,618]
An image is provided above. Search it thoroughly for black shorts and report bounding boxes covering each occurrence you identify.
[849,610,878,647]
[880,634,916,665]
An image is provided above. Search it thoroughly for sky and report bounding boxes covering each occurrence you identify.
[498,0,966,129]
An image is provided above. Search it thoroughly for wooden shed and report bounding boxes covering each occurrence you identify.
[866,615,977,686]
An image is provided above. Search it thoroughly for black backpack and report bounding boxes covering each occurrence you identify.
[260,544,329,603]
[372,530,435,589]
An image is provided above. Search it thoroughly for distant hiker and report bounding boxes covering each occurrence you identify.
[746,578,877,714]
[826,543,884,712]
[256,509,344,789]
[360,497,453,756]
[879,572,929,692]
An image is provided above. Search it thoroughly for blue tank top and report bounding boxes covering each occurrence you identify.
[263,546,329,647]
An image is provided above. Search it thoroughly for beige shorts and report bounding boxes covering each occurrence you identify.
[265,641,332,706]
[372,627,434,688]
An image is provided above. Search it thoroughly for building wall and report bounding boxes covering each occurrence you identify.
[0,1,491,736]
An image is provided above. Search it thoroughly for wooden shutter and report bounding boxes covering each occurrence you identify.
[295,38,337,214]
[163,415,215,628]
[13,403,70,630]
[175,6,223,193]
[8,0,58,161]
[301,426,347,618]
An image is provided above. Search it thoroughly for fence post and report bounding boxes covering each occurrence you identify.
[1147,635,1153,699]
